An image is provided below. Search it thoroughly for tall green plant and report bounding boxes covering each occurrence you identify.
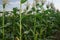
[2,0,8,40]
[20,0,22,40]
[20,0,27,40]
[2,0,6,40]
[2,4,5,40]
[32,1,36,40]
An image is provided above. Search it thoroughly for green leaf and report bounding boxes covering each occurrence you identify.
[21,0,27,3]
[32,7,36,11]
[13,7,18,15]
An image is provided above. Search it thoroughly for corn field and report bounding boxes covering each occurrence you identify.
[0,0,60,40]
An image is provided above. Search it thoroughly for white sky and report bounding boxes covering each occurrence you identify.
[0,0,60,11]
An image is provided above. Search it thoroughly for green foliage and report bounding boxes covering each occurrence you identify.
[0,1,60,40]
[21,0,27,3]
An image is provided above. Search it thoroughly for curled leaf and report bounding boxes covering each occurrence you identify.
[21,0,27,3]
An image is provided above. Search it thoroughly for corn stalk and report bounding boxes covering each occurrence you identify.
[33,0,37,40]
[2,4,5,40]
[2,0,8,40]
[20,0,22,40]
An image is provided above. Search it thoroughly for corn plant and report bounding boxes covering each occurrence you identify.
[20,0,22,40]
[2,0,8,40]
[20,0,27,40]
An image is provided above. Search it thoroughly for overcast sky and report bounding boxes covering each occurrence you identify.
[0,0,60,11]
[0,0,20,11]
